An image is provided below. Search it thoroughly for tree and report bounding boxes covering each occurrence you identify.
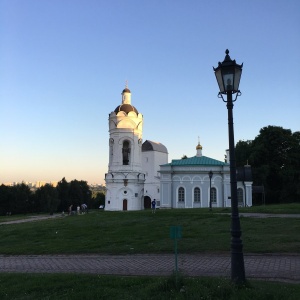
[235,126,300,204]
[9,184,33,214]
[0,184,12,215]
[57,177,70,211]
[36,184,59,214]
[68,180,91,208]
[280,131,300,202]
[235,140,253,167]
[91,192,105,209]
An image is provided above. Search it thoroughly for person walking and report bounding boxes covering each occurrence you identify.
[68,205,73,216]
[151,199,156,213]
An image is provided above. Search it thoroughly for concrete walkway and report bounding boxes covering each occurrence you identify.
[0,253,299,283]
[0,214,63,225]
[237,213,300,218]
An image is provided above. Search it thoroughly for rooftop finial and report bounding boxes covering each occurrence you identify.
[224,49,231,62]
[196,136,202,151]
[125,80,128,88]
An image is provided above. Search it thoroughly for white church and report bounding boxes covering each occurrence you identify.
[104,86,252,211]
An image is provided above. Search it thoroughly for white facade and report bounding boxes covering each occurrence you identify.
[105,87,252,210]
[105,87,145,211]
[142,140,168,208]
[159,144,253,209]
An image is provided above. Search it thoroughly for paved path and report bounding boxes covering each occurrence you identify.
[238,213,300,218]
[0,214,63,225]
[0,253,299,283]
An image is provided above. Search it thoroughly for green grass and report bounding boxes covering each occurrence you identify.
[239,202,300,214]
[0,204,300,255]
[0,273,299,300]
[0,204,300,298]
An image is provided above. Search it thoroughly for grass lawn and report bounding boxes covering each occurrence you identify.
[0,273,300,300]
[239,202,300,214]
[0,204,300,255]
[0,204,300,299]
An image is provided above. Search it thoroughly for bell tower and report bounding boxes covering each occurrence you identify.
[105,85,145,211]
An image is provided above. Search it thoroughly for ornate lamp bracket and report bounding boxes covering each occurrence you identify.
[218,90,242,103]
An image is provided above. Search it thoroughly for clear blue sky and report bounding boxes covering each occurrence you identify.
[1,0,299,185]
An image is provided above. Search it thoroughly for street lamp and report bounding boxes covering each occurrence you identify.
[213,49,246,284]
[208,170,213,211]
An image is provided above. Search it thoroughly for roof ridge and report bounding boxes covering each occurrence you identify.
[166,155,227,166]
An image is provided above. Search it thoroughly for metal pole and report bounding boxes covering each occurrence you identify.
[174,237,178,286]
[209,176,212,211]
[227,91,246,284]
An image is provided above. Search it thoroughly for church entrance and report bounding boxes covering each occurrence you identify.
[123,199,127,211]
[144,196,151,209]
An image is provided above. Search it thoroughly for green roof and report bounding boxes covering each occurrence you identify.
[162,156,228,166]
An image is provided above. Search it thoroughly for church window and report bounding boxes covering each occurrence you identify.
[109,138,114,163]
[211,187,217,203]
[178,187,185,202]
[122,140,131,165]
[194,187,201,202]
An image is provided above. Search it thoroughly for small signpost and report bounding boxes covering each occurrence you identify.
[170,225,182,284]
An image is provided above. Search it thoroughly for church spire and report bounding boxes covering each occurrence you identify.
[196,136,202,157]
[122,82,131,104]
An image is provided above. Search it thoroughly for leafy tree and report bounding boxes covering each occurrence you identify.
[235,140,253,166]
[280,131,300,202]
[57,177,70,211]
[0,184,12,215]
[236,126,300,204]
[68,180,91,208]
[0,184,35,215]
[56,178,92,212]
[35,184,59,214]
[7,184,33,214]
[77,180,92,207]
[91,192,105,209]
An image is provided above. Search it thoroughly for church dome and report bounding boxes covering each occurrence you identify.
[196,143,202,150]
[114,104,138,114]
[122,88,131,93]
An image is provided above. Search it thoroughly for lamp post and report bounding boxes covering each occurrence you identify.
[213,49,246,284]
[208,170,213,211]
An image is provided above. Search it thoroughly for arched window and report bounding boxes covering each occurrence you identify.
[194,187,201,202]
[122,140,131,165]
[178,187,185,202]
[210,187,217,203]
[237,188,244,206]
[109,138,114,164]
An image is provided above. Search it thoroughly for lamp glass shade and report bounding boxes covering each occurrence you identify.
[233,66,242,92]
[214,68,224,93]
[214,51,243,94]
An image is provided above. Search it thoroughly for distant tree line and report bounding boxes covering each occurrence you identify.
[0,177,105,215]
[235,126,300,204]
[1,125,298,213]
